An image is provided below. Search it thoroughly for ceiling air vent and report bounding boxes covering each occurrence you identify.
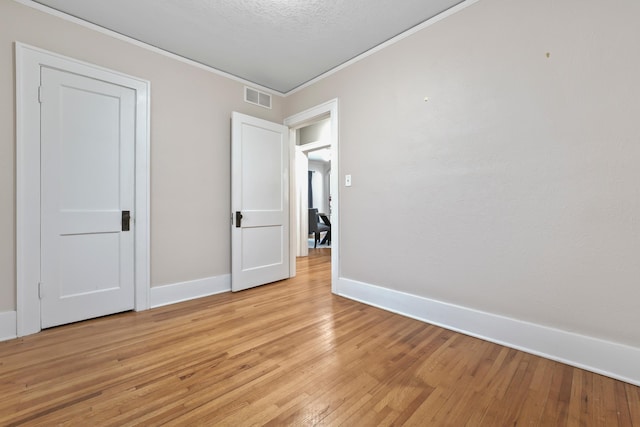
[244,86,272,109]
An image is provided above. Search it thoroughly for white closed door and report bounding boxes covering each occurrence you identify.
[40,67,135,328]
[231,112,290,291]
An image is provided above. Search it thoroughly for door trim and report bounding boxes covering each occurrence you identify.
[284,99,339,294]
[15,42,151,336]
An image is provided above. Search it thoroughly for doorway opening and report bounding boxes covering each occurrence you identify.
[297,117,332,252]
[284,99,339,294]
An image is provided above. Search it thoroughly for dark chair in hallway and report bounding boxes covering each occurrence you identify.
[308,208,330,248]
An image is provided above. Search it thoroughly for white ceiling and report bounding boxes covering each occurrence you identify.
[31,0,464,94]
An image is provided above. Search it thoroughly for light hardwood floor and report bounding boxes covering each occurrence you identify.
[1,248,639,426]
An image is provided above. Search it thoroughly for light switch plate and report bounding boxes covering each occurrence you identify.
[345,174,352,187]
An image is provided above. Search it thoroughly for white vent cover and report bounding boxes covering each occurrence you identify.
[244,87,272,109]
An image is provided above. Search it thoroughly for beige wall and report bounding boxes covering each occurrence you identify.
[285,0,640,347]
[0,1,283,311]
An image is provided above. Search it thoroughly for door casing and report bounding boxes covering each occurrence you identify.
[15,42,151,336]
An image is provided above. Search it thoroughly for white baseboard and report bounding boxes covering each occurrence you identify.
[337,277,640,387]
[0,311,17,342]
[150,275,231,308]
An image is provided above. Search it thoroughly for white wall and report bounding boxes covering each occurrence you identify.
[285,0,640,351]
[0,0,283,313]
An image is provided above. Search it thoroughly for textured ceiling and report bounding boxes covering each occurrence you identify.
[31,0,464,93]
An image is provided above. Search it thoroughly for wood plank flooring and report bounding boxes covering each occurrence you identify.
[1,248,639,426]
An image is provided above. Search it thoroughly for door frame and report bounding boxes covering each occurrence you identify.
[284,99,339,294]
[15,43,151,336]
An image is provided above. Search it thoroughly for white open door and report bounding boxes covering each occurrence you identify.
[40,67,135,328]
[231,112,290,292]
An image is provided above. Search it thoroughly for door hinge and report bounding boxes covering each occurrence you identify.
[38,282,43,299]
[38,86,43,103]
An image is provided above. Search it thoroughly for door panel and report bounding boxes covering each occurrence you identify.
[241,126,284,211]
[231,112,289,291]
[40,67,135,328]
[59,233,121,296]
[241,226,284,269]
[58,85,121,209]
